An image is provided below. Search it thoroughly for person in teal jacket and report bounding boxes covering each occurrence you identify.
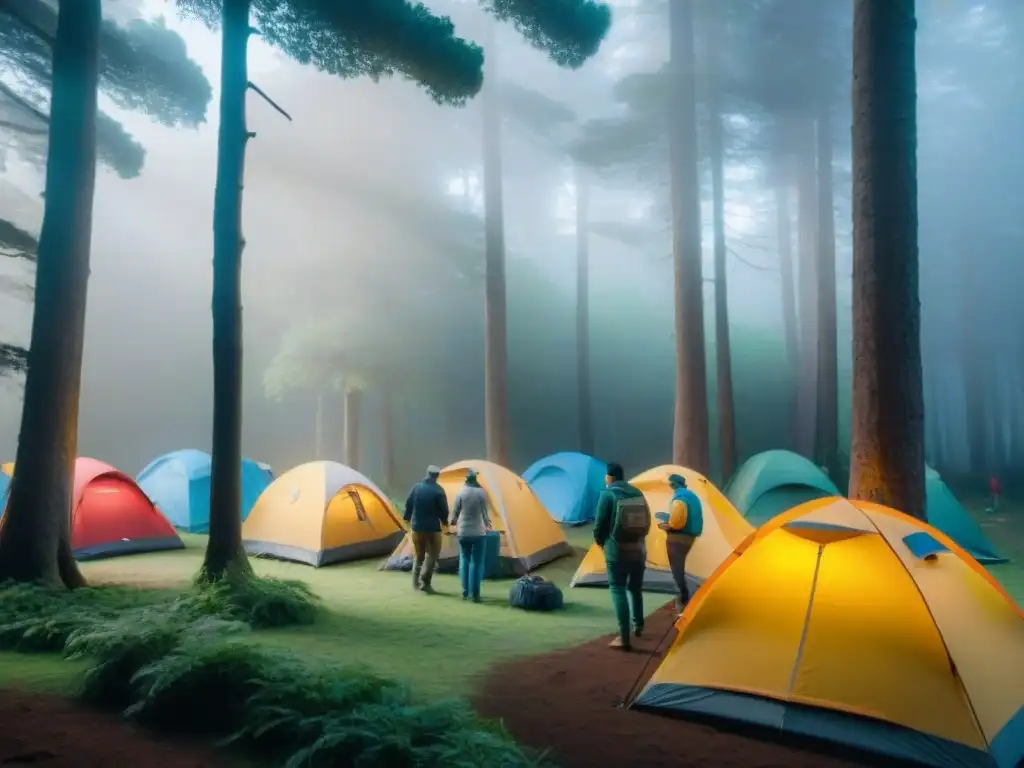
[658,473,704,613]
[593,462,651,651]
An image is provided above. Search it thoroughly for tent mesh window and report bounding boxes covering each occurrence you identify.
[348,490,368,522]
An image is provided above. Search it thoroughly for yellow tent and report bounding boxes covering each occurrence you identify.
[1,462,12,476]
[242,461,403,567]
[632,496,1024,768]
[381,459,572,577]
[571,464,752,593]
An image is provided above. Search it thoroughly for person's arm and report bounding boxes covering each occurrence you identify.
[666,498,688,531]
[480,490,493,529]
[437,488,451,527]
[451,491,463,526]
[403,486,416,523]
[593,491,613,548]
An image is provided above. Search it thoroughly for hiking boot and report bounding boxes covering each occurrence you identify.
[634,625,644,638]
[420,579,436,594]
[609,636,632,652]
[412,567,422,591]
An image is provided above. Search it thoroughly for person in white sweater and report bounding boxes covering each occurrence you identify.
[451,469,493,602]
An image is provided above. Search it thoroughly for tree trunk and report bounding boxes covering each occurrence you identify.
[0,0,99,588]
[707,73,736,482]
[775,178,799,373]
[959,233,987,475]
[481,22,510,467]
[668,0,710,474]
[381,388,396,489]
[314,391,324,459]
[343,386,362,470]
[814,103,839,477]
[574,163,594,456]
[848,0,925,519]
[774,165,799,449]
[795,119,818,458]
[201,0,253,582]
[1008,359,1024,474]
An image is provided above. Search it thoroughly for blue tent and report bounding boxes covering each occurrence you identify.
[0,472,8,507]
[523,451,607,525]
[925,470,1006,564]
[136,449,273,533]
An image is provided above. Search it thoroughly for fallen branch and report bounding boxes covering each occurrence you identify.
[247,81,292,122]
[0,82,48,125]
[0,119,47,136]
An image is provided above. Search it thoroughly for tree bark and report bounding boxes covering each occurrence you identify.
[707,72,736,482]
[848,0,926,519]
[574,163,594,457]
[795,118,818,458]
[0,0,99,588]
[201,0,253,581]
[814,102,839,477]
[668,0,710,474]
[381,388,396,489]
[343,385,362,471]
[481,21,510,467]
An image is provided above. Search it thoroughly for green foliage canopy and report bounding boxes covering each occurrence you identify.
[0,0,212,177]
[177,0,611,105]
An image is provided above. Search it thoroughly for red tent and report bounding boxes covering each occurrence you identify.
[71,457,184,560]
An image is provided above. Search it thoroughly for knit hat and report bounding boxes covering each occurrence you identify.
[668,473,686,489]
[426,465,441,476]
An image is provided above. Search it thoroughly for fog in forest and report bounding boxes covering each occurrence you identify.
[0,0,1020,495]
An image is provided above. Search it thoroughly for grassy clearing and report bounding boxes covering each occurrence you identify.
[0,589,547,766]
[968,498,1024,600]
[0,511,1019,704]
[0,526,635,697]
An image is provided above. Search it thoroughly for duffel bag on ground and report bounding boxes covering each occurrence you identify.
[508,574,564,612]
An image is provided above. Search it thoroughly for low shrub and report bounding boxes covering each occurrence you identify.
[0,581,171,652]
[185,574,320,628]
[0,570,319,653]
[1,580,543,766]
[69,615,549,767]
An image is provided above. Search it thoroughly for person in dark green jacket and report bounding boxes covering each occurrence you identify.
[593,462,651,651]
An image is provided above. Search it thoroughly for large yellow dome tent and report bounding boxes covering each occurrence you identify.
[242,461,403,567]
[631,496,1024,768]
[571,464,752,593]
[381,459,572,577]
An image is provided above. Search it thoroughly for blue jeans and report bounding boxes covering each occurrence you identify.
[458,535,486,600]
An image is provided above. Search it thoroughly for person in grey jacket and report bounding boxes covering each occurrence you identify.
[450,469,493,602]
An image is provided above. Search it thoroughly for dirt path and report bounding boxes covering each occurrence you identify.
[0,692,222,767]
[473,604,877,768]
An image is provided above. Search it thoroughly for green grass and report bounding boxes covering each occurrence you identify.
[0,525,640,698]
[0,511,1020,702]
[965,496,1024,602]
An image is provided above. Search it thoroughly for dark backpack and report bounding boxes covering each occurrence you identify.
[612,491,651,543]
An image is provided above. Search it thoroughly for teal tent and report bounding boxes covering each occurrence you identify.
[725,449,841,527]
[925,471,1006,564]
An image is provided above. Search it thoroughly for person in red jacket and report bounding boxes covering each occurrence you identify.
[988,475,1002,514]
